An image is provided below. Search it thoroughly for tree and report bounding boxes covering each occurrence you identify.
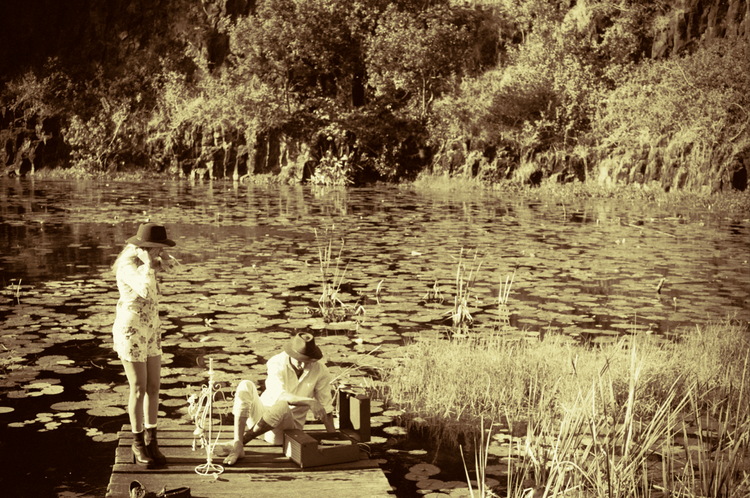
[365,4,473,120]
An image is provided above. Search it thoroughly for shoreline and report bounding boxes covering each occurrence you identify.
[8,169,749,223]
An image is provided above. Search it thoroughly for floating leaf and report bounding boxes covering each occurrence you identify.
[416,479,446,490]
[408,463,441,477]
[383,425,407,436]
[92,433,119,443]
[86,406,126,417]
[50,401,90,411]
[27,383,64,396]
[382,410,403,417]
[80,383,112,392]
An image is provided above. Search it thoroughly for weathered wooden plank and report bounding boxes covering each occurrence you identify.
[120,423,329,434]
[108,425,392,497]
[113,452,378,473]
[116,444,282,463]
[107,470,394,498]
[115,443,375,468]
[117,435,280,448]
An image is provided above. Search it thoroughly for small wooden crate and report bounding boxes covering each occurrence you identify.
[284,390,371,468]
[283,431,361,468]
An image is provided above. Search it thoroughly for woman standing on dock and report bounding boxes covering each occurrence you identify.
[111,222,176,467]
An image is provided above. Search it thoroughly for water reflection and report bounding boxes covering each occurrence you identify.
[2,179,748,333]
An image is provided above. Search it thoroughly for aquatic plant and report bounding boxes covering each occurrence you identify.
[14,279,22,305]
[450,335,750,497]
[516,342,748,497]
[0,345,17,375]
[445,249,482,336]
[461,416,498,498]
[496,269,516,331]
[309,152,355,187]
[421,279,444,304]
[381,318,749,452]
[671,384,750,498]
[374,279,384,304]
[0,279,25,305]
[315,228,351,323]
[412,169,485,191]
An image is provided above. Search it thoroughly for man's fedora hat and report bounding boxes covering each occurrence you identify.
[284,333,323,362]
[127,223,176,248]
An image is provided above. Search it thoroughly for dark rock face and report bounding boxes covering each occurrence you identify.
[652,0,748,58]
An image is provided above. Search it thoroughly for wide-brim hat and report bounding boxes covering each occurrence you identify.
[126,223,176,248]
[284,333,323,362]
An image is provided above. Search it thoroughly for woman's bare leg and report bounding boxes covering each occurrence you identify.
[144,355,161,425]
[122,359,148,432]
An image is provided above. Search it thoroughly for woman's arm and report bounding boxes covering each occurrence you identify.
[117,261,155,299]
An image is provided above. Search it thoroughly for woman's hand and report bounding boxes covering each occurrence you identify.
[157,252,175,272]
[136,247,153,267]
[137,247,162,269]
[148,248,163,266]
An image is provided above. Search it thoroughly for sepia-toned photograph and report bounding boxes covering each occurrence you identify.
[1,0,748,497]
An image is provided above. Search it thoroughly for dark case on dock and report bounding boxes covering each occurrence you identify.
[284,390,371,468]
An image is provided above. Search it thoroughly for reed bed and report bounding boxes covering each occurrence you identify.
[381,318,749,497]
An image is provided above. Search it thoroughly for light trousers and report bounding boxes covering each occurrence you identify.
[233,380,297,445]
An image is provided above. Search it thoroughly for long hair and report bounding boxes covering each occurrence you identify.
[111,244,142,275]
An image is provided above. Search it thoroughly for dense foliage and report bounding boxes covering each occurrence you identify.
[1,0,748,189]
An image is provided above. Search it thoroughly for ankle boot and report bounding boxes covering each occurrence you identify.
[146,426,167,466]
[132,431,154,467]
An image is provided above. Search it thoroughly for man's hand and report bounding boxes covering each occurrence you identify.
[309,399,327,420]
[322,411,336,433]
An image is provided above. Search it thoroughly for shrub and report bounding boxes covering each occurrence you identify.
[595,39,750,149]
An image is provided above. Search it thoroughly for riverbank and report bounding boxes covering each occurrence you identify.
[18,166,750,224]
[3,1,747,206]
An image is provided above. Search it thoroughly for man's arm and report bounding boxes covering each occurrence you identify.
[277,393,335,432]
[277,392,328,420]
[322,411,335,432]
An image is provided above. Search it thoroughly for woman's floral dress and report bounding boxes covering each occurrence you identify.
[112,261,162,362]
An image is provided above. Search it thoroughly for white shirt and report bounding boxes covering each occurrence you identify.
[261,352,334,428]
[113,262,160,334]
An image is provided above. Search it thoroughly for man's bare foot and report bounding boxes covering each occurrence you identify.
[222,439,245,466]
[214,441,233,457]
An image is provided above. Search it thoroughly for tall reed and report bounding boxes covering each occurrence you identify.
[381,318,749,496]
[315,228,349,322]
[445,249,482,336]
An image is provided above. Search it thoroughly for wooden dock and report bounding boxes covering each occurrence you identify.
[106,424,393,498]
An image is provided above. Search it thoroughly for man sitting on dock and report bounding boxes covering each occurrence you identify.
[217,332,336,466]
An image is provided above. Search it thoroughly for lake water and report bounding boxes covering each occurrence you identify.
[0,178,748,497]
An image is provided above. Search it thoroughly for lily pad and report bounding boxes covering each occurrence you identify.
[87,406,127,417]
[408,463,441,477]
[383,425,408,436]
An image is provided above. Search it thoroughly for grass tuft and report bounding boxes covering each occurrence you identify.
[381,317,749,496]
